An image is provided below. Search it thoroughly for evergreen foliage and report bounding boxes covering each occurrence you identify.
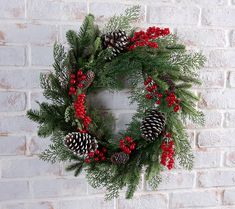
[27,6,206,200]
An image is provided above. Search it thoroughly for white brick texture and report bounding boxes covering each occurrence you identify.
[0,0,235,209]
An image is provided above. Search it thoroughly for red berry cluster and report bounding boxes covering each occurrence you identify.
[119,136,136,155]
[74,93,92,131]
[144,76,163,105]
[85,147,107,163]
[160,133,175,170]
[129,26,170,51]
[69,69,87,95]
[165,91,181,112]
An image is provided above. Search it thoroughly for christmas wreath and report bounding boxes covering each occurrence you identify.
[27,6,206,200]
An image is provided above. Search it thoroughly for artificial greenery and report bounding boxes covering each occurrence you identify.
[27,5,206,200]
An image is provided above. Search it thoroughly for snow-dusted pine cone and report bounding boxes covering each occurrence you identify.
[110,152,130,165]
[101,30,129,59]
[159,74,176,92]
[64,132,98,156]
[140,109,166,142]
[82,70,95,88]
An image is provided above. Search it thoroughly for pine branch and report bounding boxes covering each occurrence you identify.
[66,161,84,176]
[40,131,75,163]
[103,5,141,34]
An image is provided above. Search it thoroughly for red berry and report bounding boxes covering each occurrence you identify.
[130,143,136,150]
[102,147,107,153]
[145,94,153,100]
[99,152,104,157]
[156,100,161,105]
[81,75,86,80]
[125,136,133,143]
[146,86,153,92]
[95,150,100,155]
[69,86,76,92]
[146,76,152,83]
[70,79,76,85]
[85,158,91,163]
[94,157,99,161]
[157,93,162,98]
[70,74,76,79]
[119,139,125,144]
[101,156,106,161]
[174,105,180,112]
[151,84,157,90]
[124,148,131,155]
[78,83,83,88]
[77,69,83,76]
[88,152,95,158]
[144,81,148,86]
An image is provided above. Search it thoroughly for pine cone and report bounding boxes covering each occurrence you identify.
[110,152,129,165]
[160,74,175,92]
[101,30,129,59]
[140,109,166,142]
[64,132,98,156]
[82,70,95,88]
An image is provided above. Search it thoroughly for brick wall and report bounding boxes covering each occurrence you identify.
[0,0,235,209]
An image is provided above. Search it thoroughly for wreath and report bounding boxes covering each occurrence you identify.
[27,6,206,200]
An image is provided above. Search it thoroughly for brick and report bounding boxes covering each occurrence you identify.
[223,189,235,205]
[147,172,195,190]
[87,184,107,195]
[1,157,61,178]
[60,198,114,209]
[88,90,137,110]
[176,28,226,47]
[0,0,25,19]
[206,49,235,68]
[115,112,134,133]
[198,130,235,148]
[62,1,87,21]
[118,194,168,209]
[0,115,37,134]
[31,45,53,66]
[203,111,222,128]
[29,136,51,155]
[194,151,221,168]
[0,46,25,66]
[225,151,235,167]
[202,8,235,27]
[199,70,225,88]
[27,202,58,209]
[27,0,61,20]
[0,136,26,155]
[198,170,235,187]
[0,23,57,44]
[32,178,87,198]
[175,0,227,6]
[231,30,235,47]
[0,181,30,201]
[149,6,199,25]
[171,190,219,208]
[199,89,235,109]
[0,70,41,90]
[229,72,235,87]
[2,202,58,209]
[225,112,235,128]
[2,203,26,209]
[0,92,26,112]
[30,91,47,110]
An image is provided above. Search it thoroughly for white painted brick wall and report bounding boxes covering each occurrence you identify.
[0,0,235,209]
